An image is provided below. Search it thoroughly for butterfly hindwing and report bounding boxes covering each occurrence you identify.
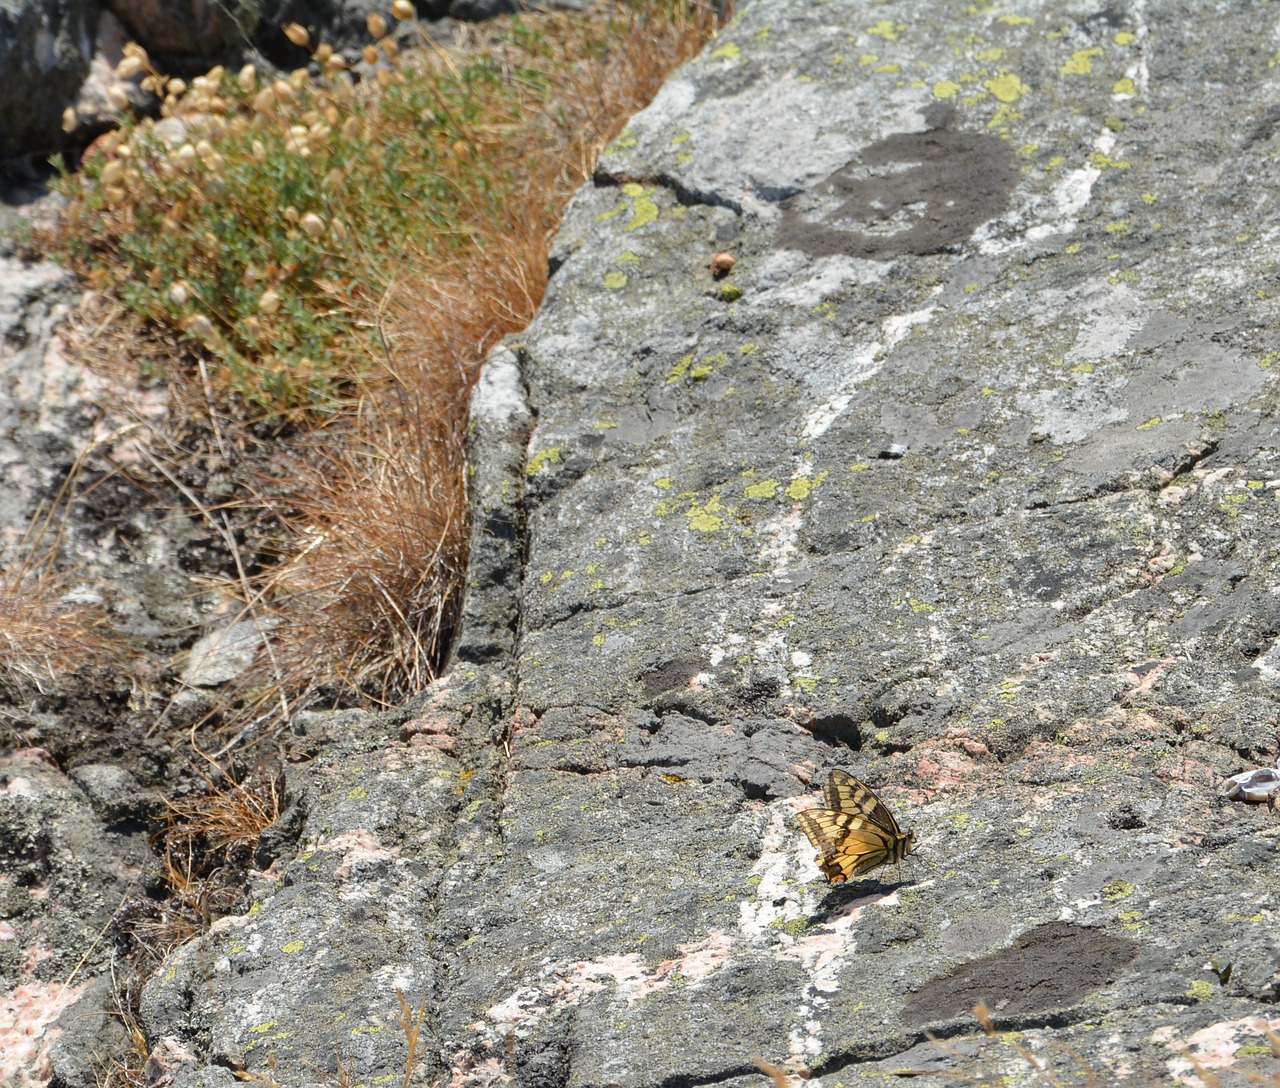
[796,769,915,884]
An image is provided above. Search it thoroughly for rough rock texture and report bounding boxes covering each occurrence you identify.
[23,0,1280,1085]
[0,0,100,157]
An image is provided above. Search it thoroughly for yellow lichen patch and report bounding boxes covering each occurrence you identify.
[1114,31,1136,45]
[1105,219,1131,233]
[539,571,553,585]
[685,494,732,532]
[874,62,901,73]
[859,53,880,65]
[621,183,658,231]
[281,939,305,954]
[710,41,741,60]
[346,784,367,800]
[975,46,1004,62]
[850,462,870,472]
[785,470,829,500]
[933,80,962,98]
[984,70,1028,102]
[604,271,628,289]
[1089,150,1130,169]
[654,477,673,490]
[996,13,1034,25]
[526,446,563,476]
[676,151,693,165]
[595,201,628,223]
[1071,362,1095,374]
[744,478,780,499]
[1060,47,1104,75]
[867,19,905,41]
[1065,241,1082,254]
[1113,76,1136,95]
[609,131,637,150]
[738,342,759,355]
[667,352,695,383]
[616,250,640,264]
[793,675,818,694]
[670,131,690,145]
[592,633,605,646]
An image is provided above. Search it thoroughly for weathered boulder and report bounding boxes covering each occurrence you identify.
[29,0,1280,1084]
[0,0,99,157]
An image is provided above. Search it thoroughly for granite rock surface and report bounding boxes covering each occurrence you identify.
[12,0,1280,1085]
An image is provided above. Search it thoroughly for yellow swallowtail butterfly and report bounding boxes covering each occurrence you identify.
[796,768,915,883]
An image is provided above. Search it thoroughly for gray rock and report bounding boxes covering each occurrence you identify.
[68,762,158,825]
[181,617,276,687]
[29,1,1280,1086]
[0,749,152,1085]
[0,0,99,158]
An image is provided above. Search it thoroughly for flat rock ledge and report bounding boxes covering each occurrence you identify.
[28,1,1280,1086]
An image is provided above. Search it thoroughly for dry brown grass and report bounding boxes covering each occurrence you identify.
[231,2,719,720]
[0,447,131,693]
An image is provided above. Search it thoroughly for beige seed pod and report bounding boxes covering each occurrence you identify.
[299,212,326,238]
[362,44,379,65]
[238,63,257,93]
[272,78,297,106]
[324,54,347,74]
[391,0,414,18]
[252,139,267,161]
[367,12,387,37]
[100,160,125,187]
[117,55,143,79]
[62,107,77,133]
[710,251,735,277]
[283,23,309,47]
[380,38,399,60]
[188,314,215,340]
[173,143,197,169]
[340,116,361,141]
[106,83,130,111]
[169,283,190,305]
[167,78,187,96]
[258,289,281,314]
[252,87,275,113]
[123,42,149,65]
[313,43,333,64]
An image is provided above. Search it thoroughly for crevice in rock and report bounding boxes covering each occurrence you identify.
[593,166,749,218]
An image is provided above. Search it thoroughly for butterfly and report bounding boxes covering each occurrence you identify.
[795,768,915,883]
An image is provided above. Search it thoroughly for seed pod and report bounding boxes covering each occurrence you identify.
[367,12,387,37]
[710,251,735,277]
[167,78,188,96]
[363,44,379,65]
[62,107,77,133]
[117,55,143,79]
[238,64,257,93]
[259,289,282,314]
[391,0,414,18]
[313,43,333,64]
[283,23,309,47]
[107,83,130,111]
[272,79,297,106]
[169,283,190,305]
[341,116,361,141]
[188,314,215,340]
[299,212,326,238]
[100,160,125,187]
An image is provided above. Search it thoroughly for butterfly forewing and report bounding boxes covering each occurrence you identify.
[823,768,903,836]
[796,769,915,884]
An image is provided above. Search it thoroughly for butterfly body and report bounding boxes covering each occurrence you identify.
[796,769,915,883]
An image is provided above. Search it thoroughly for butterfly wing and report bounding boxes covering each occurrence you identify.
[795,807,895,883]
[824,769,903,837]
[798,770,915,883]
